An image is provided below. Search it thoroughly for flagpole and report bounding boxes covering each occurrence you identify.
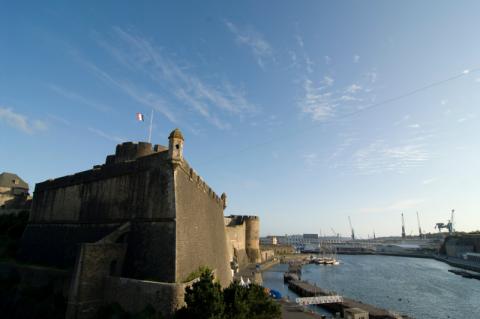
[148,108,154,143]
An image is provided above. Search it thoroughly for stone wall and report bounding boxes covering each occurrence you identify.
[66,242,127,319]
[104,276,195,318]
[29,153,171,223]
[224,221,249,267]
[174,165,232,286]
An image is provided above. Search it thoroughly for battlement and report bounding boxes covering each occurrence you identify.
[178,161,225,209]
[105,142,167,165]
[225,215,259,226]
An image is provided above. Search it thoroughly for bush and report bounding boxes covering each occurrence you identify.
[175,268,281,319]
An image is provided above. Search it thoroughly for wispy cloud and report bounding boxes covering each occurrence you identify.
[48,84,112,112]
[0,106,47,134]
[324,56,332,65]
[88,127,125,143]
[78,58,177,124]
[300,76,369,121]
[345,84,362,94]
[90,27,255,130]
[225,20,273,68]
[353,55,360,63]
[300,79,337,121]
[354,140,429,174]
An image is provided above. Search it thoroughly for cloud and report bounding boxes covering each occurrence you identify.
[300,75,371,121]
[324,55,332,65]
[346,84,362,94]
[87,127,125,143]
[300,79,336,121]
[91,27,256,129]
[354,140,429,174]
[322,76,334,86]
[408,123,421,129]
[48,84,112,112]
[79,59,177,124]
[225,20,273,68]
[353,55,360,63]
[0,107,47,134]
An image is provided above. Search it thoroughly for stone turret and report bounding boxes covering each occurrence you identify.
[245,216,261,263]
[168,128,184,165]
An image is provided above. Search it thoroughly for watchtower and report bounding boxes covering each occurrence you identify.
[168,128,184,164]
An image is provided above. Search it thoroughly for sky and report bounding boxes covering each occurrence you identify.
[1,1,480,237]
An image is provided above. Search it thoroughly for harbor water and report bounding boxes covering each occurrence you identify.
[262,255,480,319]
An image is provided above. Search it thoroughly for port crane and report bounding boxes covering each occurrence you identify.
[348,216,355,240]
[435,209,455,234]
[417,211,423,238]
[401,213,406,238]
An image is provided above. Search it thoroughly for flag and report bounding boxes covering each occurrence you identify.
[136,113,144,121]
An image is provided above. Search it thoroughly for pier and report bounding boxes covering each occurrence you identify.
[288,280,410,319]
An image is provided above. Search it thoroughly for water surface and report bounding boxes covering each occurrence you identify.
[263,255,480,319]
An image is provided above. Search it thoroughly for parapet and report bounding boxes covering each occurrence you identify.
[225,215,259,227]
[105,142,167,165]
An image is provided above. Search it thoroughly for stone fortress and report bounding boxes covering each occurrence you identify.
[17,128,261,319]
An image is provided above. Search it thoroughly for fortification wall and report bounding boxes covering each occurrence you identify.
[123,221,176,282]
[66,243,127,319]
[19,151,177,272]
[174,164,232,286]
[30,152,171,223]
[104,277,194,318]
[224,219,248,267]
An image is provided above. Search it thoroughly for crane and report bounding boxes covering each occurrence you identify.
[401,213,406,239]
[348,216,355,240]
[435,209,455,234]
[417,211,423,238]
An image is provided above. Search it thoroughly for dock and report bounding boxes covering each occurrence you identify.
[288,280,410,319]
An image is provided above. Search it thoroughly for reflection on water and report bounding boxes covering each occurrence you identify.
[263,255,480,319]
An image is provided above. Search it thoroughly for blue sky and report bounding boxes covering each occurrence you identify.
[2,1,480,237]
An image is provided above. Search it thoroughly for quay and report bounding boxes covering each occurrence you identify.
[288,280,411,319]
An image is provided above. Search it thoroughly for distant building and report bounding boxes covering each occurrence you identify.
[0,172,29,209]
[260,235,278,245]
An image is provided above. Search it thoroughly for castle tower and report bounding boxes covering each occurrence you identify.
[245,216,261,263]
[168,128,184,164]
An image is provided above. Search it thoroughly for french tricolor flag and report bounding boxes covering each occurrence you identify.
[136,113,144,121]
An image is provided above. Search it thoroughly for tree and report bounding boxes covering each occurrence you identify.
[175,268,224,319]
[175,267,281,319]
[224,282,281,319]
